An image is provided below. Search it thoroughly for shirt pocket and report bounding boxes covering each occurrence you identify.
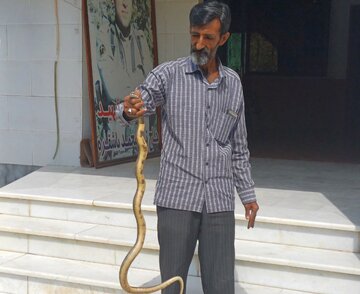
[212,111,238,145]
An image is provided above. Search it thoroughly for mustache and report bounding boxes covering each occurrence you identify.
[191,47,210,55]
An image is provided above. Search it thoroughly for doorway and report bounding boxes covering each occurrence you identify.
[346,5,360,158]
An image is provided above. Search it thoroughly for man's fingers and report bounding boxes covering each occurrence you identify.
[136,109,147,117]
[126,97,142,106]
[134,101,144,109]
[124,98,143,110]
[244,202,259,229]
[123,90,145,118]
[248,212,257,229]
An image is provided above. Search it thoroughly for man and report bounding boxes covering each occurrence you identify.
[117,1,259,293]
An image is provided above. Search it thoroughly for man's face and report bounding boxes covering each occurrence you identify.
[115,0,133,28]
[190,18,229,66]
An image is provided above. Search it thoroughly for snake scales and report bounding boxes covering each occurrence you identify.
[119,97,184,293]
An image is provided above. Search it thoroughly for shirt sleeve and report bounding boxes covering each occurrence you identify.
[138,63,170,113]
[231,84,257,205]
[115,103,137,126]
[115,62,171,124]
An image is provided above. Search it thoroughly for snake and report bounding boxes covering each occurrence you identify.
[119,94,184,293]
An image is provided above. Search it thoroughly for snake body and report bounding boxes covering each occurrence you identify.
[119,114,184,293]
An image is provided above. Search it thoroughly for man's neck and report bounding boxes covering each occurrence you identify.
[200,58,219,83]
[116,18,130,38]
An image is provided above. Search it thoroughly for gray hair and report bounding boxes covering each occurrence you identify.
[189,1,231,35]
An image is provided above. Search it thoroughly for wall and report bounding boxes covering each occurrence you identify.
[155,0,198,63]
[0,0,197,170]
[81,0,198,145]
[0,0,82,167]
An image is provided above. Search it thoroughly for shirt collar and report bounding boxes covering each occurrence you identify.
[185,56,227,82]
[114,22,134,41]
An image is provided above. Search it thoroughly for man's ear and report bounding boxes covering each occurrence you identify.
[219,32,230,46]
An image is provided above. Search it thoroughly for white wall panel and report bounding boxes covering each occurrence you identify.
[0,61,31,96]
[0,25,7,58]
[0,96,8,130]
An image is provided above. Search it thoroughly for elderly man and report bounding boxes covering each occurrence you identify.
[117,1,259,293]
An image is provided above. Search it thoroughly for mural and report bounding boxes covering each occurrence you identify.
[83,0,160,167]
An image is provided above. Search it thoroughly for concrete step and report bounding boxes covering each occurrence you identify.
[0,161,359,253]
[0,251,314,294]
[0,214,198,276]
[0,214,359,293]
[0,192,358,253]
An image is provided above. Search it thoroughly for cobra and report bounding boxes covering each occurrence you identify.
[119,93,184,293]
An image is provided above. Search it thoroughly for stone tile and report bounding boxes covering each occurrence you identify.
[29,0,81,25]
[8,96,55,132]
[0,26,7,58]
[236,219,359,252]
[0,231,28,253]
[0,273,27,294]
[57,60,82,98]
[0,250,24,265]
[30,61,54,97]
[31,131,82,167]
[1,254,119,288]
[235,239,360,276]
[0,214,95,239]
[28,277,121,293]
[0,61,31,96]
[77,225,157,247]
[235,261,360,294]
[59,24,81,60]
[0,130,34,165]
[0,0,31,25]
[7,24,56,60]
[28,236,118,265]
[0,96,8,131]
[0,198,29,216]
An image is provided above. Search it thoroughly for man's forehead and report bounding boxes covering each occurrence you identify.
[190,19,222,34]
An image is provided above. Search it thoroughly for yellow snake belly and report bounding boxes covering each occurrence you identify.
[119,114,184,293]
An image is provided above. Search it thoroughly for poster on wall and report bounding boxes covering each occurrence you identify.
[83,0,160,167]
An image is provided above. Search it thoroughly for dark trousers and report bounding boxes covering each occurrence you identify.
[157,205,235,294]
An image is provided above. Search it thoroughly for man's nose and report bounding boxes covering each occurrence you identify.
[195,37,206,50]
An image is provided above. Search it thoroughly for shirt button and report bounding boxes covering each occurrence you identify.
[206,143,210,147]
[205,180,208,184]
[207,106,210,109]
[206,162,209,166]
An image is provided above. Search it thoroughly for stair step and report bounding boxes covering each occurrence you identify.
[0,159,359,293]
[0,214,359,277]
[0,251,313,294]
[1,195,358,253]
[0,214,158,249]
[235,239,360,276]
[0,162,359,253]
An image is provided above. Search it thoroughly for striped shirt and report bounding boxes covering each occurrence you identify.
[122,56,256,213]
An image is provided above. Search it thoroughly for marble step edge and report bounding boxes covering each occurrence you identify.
[0,251,316,294]
[0,191,358,232]
[0,214,359,276]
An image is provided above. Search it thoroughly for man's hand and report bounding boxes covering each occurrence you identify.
[123,89,146,119]
[244,201,259,229]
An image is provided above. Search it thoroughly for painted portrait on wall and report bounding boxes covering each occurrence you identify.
[83,0,160,167]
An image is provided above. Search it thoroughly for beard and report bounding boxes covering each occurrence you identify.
[191,46,211,66]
